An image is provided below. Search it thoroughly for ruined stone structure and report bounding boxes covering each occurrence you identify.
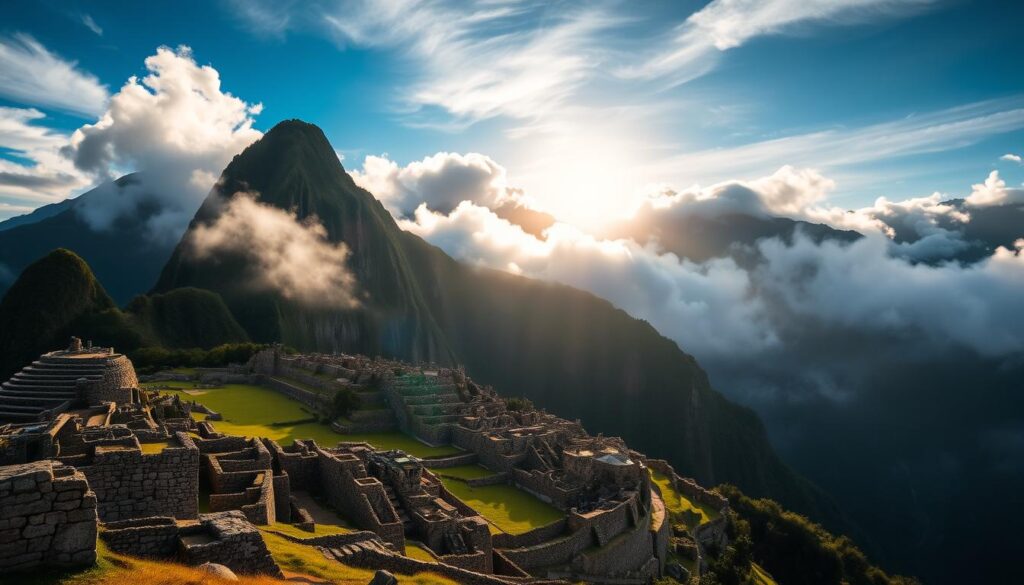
[246,347,707,582]
[0,460,97,571]
[0,341,729,584]
[0,337,139,422]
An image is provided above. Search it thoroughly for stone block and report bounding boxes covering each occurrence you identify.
[22,523,56,538]
[52,521,97,554]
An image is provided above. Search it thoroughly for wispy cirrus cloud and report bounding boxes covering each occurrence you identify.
[621,0,937,84]
[319,1,621,126]
[80,14,103,36]
[0,107,91,208]
[0,33,108,116]
[651,97,1024,187]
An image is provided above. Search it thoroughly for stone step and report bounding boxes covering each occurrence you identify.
[1,384,77,396]
[0,392,75,404]
[0,410,41,421]
[0,402,47,412]
[19,372,104,379]
[5,379,79,389]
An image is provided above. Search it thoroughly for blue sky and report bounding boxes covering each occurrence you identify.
[1,0,1023,224]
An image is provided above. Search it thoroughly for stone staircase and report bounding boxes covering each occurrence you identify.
[390,375,466,427]
[0,359,105,421]
[383,484,414,533]
[322,538,397,563]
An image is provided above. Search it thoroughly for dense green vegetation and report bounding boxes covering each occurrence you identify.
[503,396,533,412]
[331,387,362,418]
[716,485,920,585]
[0,173,177,306]
[0,250,250,379]
[0,249,118,379]
[125,287,249,347]
[129,342,268,371]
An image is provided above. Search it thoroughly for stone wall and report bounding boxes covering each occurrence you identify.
[81,354,139,407]
[314,445,405,549]
[178,511,282,577]
[77,431,199,521]
[0,461,97,571]
[266,439,318,491]
[100,517,179,558]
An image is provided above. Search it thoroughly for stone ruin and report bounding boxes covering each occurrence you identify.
[0,341,730,583]
[0,337,139,422]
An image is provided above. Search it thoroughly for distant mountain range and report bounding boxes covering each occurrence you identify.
[0,174,177,305]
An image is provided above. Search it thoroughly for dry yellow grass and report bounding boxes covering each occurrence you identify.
[23,540,288,585]
[23,533,461,585]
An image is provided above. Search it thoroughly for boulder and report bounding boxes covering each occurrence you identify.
[197,562,238,581]
[368,569,398,585]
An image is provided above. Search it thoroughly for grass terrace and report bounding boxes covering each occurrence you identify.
[405,541,438,561]
[437,475,563,535]
[431,465,496,481]
[651,470,720,528]
[261,521,352,540]
[142,380,460,458]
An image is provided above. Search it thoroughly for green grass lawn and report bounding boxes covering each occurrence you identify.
[143,381,460,458]
[405,541,437,561]
[138,440,172,454]
[651,470,720,528]
[438,477,563,535]
[261,521,352,539]
[432,465,497,480]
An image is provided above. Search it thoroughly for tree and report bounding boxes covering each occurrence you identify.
[332,387,362,419]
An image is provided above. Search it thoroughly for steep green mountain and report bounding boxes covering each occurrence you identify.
[0,249,121,378]
[0,174,178,305]
[0,250,247,379]
[125,287,250,349]
[155,121,451,362]
[154,120,835,522]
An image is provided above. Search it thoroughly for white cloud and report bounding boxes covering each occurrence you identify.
[623,0,935,84]
[754,235,1024,356]
[81,14,103,36]
[63,45,263,243]
[351,152,525,217]
[402,201,777,357]
[1000,153,1022,164]
[0,34,108,116]
[0,107,91,207]
[382,153,1024,393]
[187,193,360,308]
[223,0,295,38]
[965,171,1024,207]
